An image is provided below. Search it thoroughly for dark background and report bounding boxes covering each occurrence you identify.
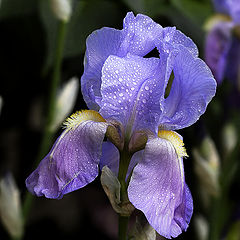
[0,0,240,239]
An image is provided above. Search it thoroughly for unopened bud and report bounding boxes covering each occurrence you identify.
[129,215,156,240]
[100,166,134,217]
[0,173,23,238]
[194,214,209,240]
[51,0,72,22]
[201,136,220,170]
[222,123,238,159]
[129,131,148,154]
[50,77,79,132]
[106,121,124,150]
[193,137,220,198]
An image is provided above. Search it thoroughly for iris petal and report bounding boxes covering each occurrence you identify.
[81,27,124,110]
[99,141,143,180]
[205,21,232,83]
[213,0,240,24]
[160,47,216,130]
[225,36,240,83]
[81,12,162,110]
[100,141,119,176]
[26,113,108,199]
[213,0,230,15]
[229,0,240,24]
[158,27,199,58]
[122,12,162,56]
[155,28,199,102]
[100,54,165,133]
[128,136,193,239]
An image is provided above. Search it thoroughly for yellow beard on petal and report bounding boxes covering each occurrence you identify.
[48,110,106,169]
[158,130,188,159]
[63,110,106,129]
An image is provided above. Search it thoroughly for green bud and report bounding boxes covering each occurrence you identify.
[193,137,220,200]
[100,166,134,217]
[106,121,124,151]
[194,214,209,240]
[128,131,148,154]
[0,173,23,239]
[50,0,72,22]
[129,215,156,240]
[222,123,238,159]
[50,77,79,132]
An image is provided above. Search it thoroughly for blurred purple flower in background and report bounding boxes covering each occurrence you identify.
[205,0,240,85]
[26,12,216,238]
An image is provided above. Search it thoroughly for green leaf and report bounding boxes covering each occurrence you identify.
[129,215,156,240]
[171,0,212,26]
[225,221,240,240]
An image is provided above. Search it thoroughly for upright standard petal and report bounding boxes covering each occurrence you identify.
[100,141,119,176]
[99,141,143,180]
[122,12,162,56]
[160,47,216,130]
[228,0,240,24]
[205,21,233,83]
[128,135,193,238]
[215,0,240,24]
[99,54,165,133]
[225,36,240,84]
[213,0,230,15]
[155,27,200,114]
[81,12,162,110]
[158,27,199,58]
[81,27,124,110]
[26,110,108,199]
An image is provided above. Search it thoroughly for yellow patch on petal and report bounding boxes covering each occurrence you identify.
[204,14,231,31]
[158,130,188,159]
[63,110,106,129]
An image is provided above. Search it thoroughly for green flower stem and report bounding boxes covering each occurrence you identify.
[118,150,132,200]
[118,215,129,240]
[117,143,132,240]
[13,20,68,240]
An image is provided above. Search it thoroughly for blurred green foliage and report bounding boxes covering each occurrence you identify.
[0,0,215,71]
[0,0,240,240]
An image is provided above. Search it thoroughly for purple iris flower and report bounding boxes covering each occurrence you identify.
[205,0,240,84]
[26,12,216,238]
